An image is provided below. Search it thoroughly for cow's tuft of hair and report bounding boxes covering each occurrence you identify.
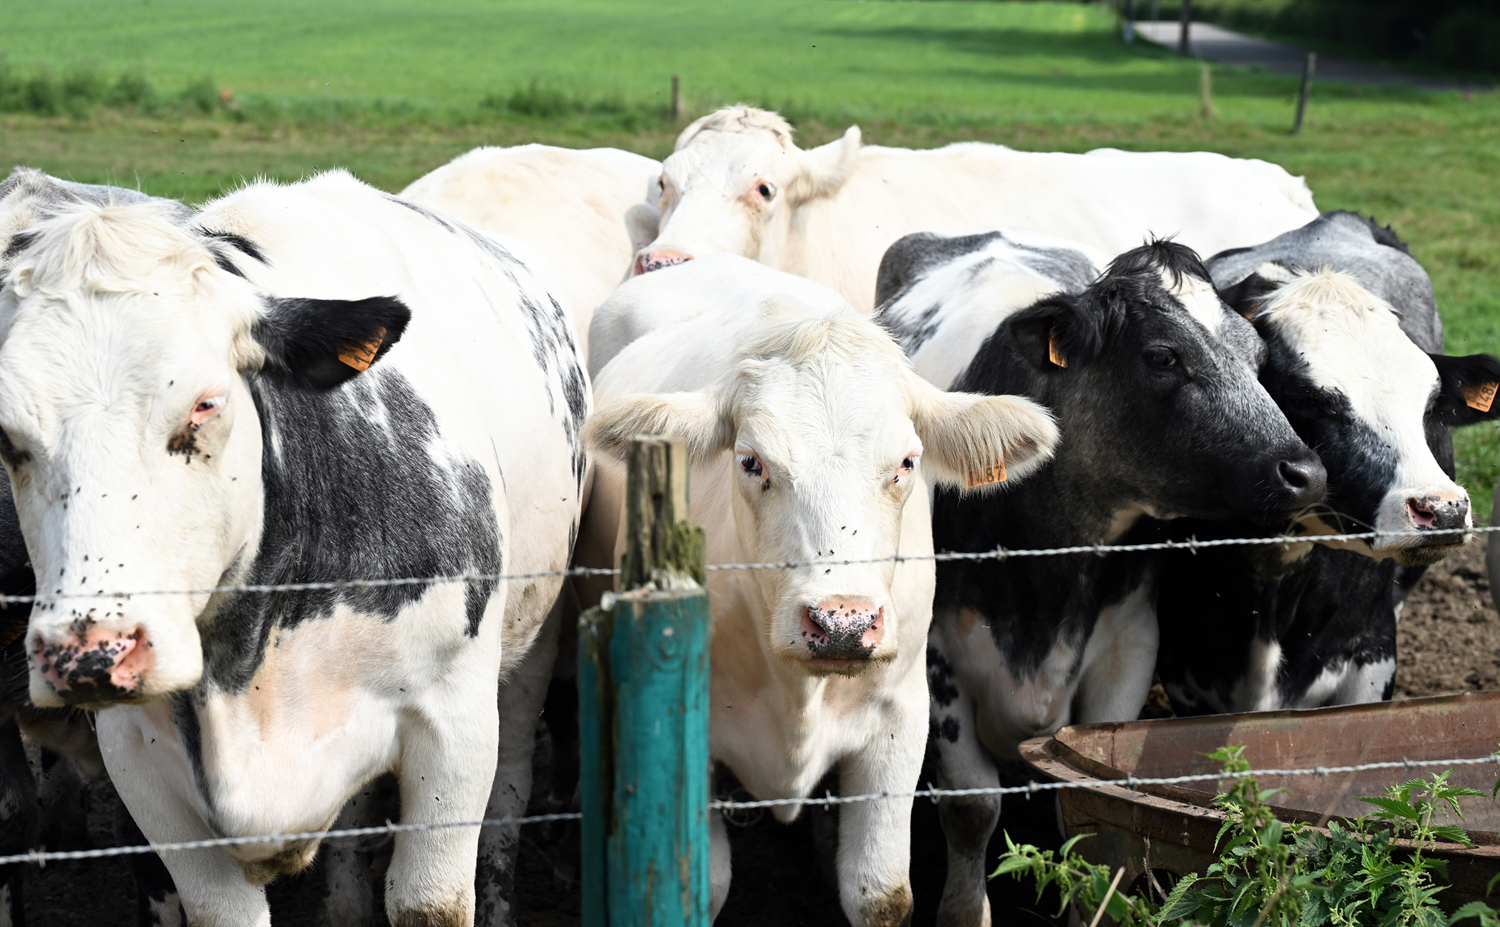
[674,105,795,152]
[1255,268,1402,326]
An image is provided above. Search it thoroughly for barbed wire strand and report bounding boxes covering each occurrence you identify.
[4,525,1494,605]
[3,755,1494,867]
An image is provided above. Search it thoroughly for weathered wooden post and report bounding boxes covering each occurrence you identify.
[1178,0,1193,55]
[670,75,681,123]
[580,436,710,927]
[1293,51,1317,134]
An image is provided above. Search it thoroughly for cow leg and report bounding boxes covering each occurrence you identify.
[931,682,999,927]
[1074,582,1158,725]
[474,608,561,927]
[836,672,925,927]
[100,710,271,927]
[37,747,91,849]
[0,718,38,927]
[709,771,731,922]
[115,801,185,927]
[386,683,499,927]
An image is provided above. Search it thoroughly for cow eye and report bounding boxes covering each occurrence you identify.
[894,455,917,484]
[755,182,776,201]
[739,453,763,478]
[1145,349,1180,369]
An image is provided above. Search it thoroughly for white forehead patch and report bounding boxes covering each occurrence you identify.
[1162,268,1226,335]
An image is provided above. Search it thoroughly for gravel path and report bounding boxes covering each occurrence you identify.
[1132,20,1483,91]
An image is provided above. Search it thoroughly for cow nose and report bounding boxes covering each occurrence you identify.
[799,600,884,661]
[1407,494,1470,533]
[1271,452,1327,510]
[32,625,150,705]
[634,249,693,275]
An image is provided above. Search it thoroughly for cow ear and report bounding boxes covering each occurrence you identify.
[1430,352,1500,427]
[1005,294,1087,373]
[1218,272,1282,320]
[909,376,1059,491]
[253,295,411,391]
[788,126,861,205]
[583,392,731,463]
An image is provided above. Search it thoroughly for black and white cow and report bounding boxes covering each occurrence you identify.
[0,168,589,925]
[1155,212,1500,715]
[875,233,1326,927]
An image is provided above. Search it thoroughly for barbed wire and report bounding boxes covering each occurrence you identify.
[2,525,1491,605]
[3,754,1494,867]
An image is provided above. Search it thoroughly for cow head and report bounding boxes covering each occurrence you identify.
[986,241,1326,526]
[633,106,861,276]
[585,304,1057,675]
[1225,264,1500,565]
[0,195,407,707]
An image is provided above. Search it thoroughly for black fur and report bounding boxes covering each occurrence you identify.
[252,295,412,391]
[1431,353,1500,428]
[1155,529,1398,714]
[198,368,502,694]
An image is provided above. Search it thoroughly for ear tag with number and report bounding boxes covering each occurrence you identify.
[1048,322,1067,368]
[338,327,387,373]
[1464,381,1498,413]
[966,458,1007,489]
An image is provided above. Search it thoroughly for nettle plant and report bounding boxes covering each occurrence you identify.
[993,746,1500,927]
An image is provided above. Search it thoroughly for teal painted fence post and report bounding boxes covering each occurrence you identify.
[580,436,710,927]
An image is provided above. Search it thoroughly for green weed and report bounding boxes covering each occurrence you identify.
[992,747,1499,926]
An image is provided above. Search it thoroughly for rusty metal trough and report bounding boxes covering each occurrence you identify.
[1019,691,1500,910]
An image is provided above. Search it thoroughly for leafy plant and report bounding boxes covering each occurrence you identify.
[990,748,1498,927]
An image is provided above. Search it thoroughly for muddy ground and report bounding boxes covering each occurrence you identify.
[18,537,1499,926]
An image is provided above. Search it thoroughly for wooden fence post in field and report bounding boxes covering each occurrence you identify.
[1178,0,1192,55]
[1200,63,1215,120]
[670,75,681,123]
[1293,51,1317,134]
[580,436,710,927]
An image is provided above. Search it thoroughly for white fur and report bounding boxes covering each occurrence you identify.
[637,106,1318,310]
[579,257,1057,926]
[399,143,660,356]
[2,171,587,925]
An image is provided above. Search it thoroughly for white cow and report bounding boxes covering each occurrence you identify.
[0,170,589,926]
[580,254,1059,927]
[633,106,1319,310]
[400,143,660,356]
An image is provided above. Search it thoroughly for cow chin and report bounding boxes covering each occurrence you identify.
[1373,486,1472,567]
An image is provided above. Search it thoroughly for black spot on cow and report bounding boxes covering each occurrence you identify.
[875,231,1004,310]
[199,369,502,693]
[937,716,961,744]
[926,645,959,708]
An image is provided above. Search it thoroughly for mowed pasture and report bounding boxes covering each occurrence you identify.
[3,0,1499,512]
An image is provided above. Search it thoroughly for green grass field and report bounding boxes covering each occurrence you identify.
[3,0,1499,515]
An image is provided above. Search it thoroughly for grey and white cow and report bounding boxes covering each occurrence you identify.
[876,232,1325,926]
[0,169,589,926]
[1157,212,1500,715]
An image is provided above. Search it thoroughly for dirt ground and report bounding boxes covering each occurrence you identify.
[16,537,1500,926]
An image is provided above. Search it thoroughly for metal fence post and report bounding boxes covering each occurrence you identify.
[580,436,710,927]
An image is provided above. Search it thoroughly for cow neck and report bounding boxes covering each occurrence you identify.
[933,451,1159,677]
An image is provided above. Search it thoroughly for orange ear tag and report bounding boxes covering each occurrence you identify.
[338,327,387,373]
[966,458,1007,489]
[1464,381,1498,413]
[1048,330,1067,368]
